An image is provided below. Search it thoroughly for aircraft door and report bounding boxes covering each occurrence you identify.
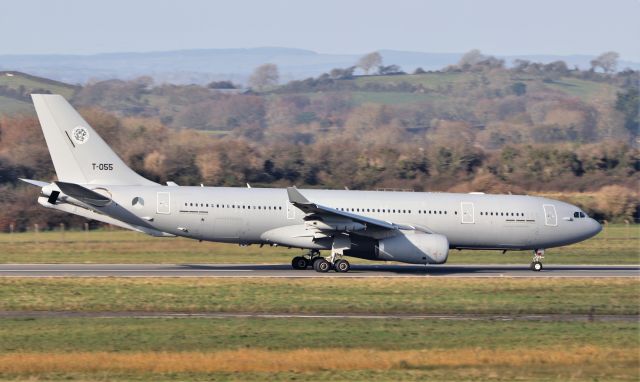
[460,202,475,224]
[543,204,557,226]
[157,192,171,214]
[286,202,295,219]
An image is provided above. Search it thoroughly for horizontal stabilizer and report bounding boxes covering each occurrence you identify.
[55,181,111,207]
[19,178,50,188]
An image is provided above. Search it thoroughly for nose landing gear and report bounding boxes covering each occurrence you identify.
[530,249,544,271]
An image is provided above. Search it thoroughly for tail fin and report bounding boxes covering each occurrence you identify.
[31,94,156,186]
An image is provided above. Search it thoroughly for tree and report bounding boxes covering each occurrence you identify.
[615,87,639,136]
[377,64,403,75]
[329,66,355,80]
[248,63,279,90]
[590,51,620,73]
[458,49,485,67]
[357,52,382,75]
[544,60,569,75]
[510,82,527,96]
[207,80,237,89]
[512,59,531,72]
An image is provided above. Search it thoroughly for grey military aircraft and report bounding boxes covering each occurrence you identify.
[21,94,602,272]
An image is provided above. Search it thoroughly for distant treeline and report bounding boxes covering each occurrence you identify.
[0,52,638,230]
[0,112,637,231]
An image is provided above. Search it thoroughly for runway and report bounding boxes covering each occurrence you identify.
[0,263,637,277]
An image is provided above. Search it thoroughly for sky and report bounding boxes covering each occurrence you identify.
[1,0,639,60]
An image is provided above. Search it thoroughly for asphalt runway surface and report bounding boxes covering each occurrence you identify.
[0,263,637,277]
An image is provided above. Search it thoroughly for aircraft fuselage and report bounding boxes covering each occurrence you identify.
[66,185,601,252]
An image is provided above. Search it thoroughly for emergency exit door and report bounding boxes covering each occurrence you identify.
[460,202,475,224]
[157,192,171,214]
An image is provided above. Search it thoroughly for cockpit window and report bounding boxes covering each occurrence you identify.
[574,212,580,218]
[574,211,587,218]
[579,212,586,218]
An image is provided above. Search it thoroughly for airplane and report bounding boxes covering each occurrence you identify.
[20,94,602,273]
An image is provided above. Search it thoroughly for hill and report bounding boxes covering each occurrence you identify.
[0,64,638,229]
[0,71,78,115]
[1,48,638,85]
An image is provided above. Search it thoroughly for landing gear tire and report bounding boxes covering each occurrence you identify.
[291,256,309,270]
[530,261,543,272]
[334,259,350,273]
[313,258,331,273]
[529,249,545,272]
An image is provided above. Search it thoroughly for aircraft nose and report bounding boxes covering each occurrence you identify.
[587,218,602,238]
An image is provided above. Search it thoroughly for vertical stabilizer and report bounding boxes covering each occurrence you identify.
[31,94,156,186]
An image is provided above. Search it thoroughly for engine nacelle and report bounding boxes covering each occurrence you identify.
[377,232,449,264]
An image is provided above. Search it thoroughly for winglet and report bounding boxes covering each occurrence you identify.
[287,187,312,205]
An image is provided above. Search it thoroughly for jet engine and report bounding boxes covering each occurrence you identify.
[377,232,449,264]
[345,232,449,264]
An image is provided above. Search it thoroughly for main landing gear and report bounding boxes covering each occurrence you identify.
[530,249,544,271]
[291,249,318,270]
[311,257,350,273]
[291,250,351,273]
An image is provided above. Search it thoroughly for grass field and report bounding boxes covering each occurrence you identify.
[0,317,637,381]
[0,94,33,115]
[0,276,637,381]
[0,224,636,264]
[0,223,637,381]
[1,277,637,315]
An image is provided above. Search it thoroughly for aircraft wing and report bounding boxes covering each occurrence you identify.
[287,187,415,233]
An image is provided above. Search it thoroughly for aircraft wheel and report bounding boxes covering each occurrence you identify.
[292,256,308,270]
[313,258,331,273]
[531,261,543,272]
[334,259,350,273]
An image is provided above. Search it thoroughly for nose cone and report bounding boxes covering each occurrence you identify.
[586,218,602,239]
